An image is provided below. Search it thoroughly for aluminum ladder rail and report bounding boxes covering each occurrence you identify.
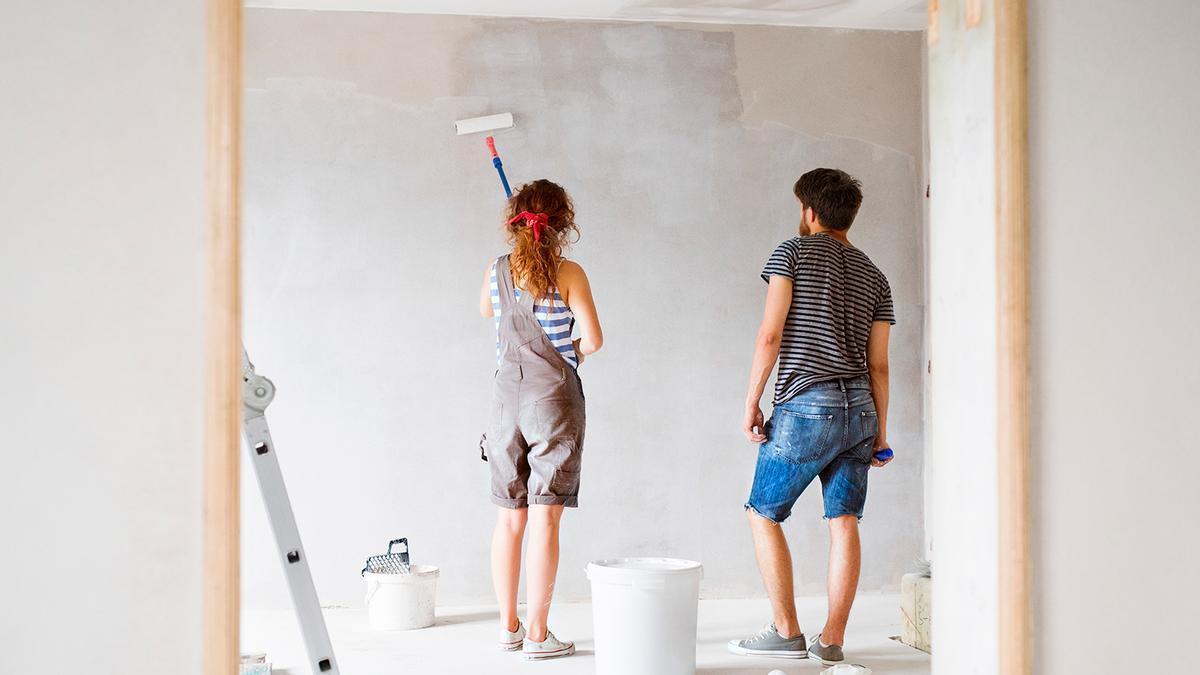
[242,349,339,674]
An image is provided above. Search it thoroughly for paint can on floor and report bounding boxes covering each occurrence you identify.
[586,558,703,675]
[364,565,439,630]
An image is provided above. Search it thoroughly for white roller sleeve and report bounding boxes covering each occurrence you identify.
[454,112,514,135]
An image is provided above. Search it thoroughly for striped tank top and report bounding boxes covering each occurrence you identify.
[490,258,578,367]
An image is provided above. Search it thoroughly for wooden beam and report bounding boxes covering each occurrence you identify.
[927,0,940,46]
[966,0,984,29]
[995,0,1032,674]
[204,0,242,674]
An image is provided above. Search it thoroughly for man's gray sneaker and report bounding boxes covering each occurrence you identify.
[727,623,808,658]
[808,632,845,665]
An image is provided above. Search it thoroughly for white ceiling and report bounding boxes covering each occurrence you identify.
[244,0,928,31]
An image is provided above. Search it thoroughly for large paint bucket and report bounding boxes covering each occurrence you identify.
[587,558,703,675]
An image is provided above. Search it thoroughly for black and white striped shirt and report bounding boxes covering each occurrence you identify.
[762,233,896,405]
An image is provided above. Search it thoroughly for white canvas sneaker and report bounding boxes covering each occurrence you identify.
[522,630,575,660]
[498,620,525,651]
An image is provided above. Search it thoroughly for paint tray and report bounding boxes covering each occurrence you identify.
[239,653,271,675]
[361,537,411,575]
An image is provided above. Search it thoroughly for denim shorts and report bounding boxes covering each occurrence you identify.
[745,376,878,523]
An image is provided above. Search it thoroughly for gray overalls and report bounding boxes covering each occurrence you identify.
[483,255,586,509]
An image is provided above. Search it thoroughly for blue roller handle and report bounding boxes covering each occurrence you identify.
[493,156,512,198]
[874,447,894,462]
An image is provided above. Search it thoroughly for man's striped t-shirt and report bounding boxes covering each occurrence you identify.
[762,233,896,405]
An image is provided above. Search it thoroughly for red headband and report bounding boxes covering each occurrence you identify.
[507,211,550,242]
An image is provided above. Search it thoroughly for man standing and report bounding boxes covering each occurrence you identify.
[728,168,895,666]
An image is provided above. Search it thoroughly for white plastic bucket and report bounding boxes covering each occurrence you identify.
[364,565,439,630]
[586,558,703,675]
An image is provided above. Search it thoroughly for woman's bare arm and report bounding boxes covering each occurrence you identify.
[479,262,494,317]
[558,260,603,356]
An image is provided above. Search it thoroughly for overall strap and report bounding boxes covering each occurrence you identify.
[495,255,517,310]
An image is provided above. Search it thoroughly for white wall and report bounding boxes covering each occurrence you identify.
[1029,1,1200,672]
[927,2,998,673]
[0,2,206,673]
[240,10,927,609]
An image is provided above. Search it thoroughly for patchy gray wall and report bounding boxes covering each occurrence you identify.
[242,10,925,608]
[1029,1,1200,673]
[0,1,206,673]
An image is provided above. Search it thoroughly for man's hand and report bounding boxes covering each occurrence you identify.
[743,403,767,443]
[871,435,893,467]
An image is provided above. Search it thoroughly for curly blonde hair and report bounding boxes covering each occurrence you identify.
[504,179,579,300]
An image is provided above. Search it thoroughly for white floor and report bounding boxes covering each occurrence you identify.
[243,594,929,674]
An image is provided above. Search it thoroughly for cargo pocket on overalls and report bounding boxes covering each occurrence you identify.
[550,469,580,495]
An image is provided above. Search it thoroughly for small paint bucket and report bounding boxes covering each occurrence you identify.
[364,565,439,630]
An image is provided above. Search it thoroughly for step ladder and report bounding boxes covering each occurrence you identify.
[243,349,339,674]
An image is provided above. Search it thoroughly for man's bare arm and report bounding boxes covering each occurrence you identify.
[866,320,891,466]
[743,276,793,442]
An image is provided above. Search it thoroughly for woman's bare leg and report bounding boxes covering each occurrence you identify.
[491,506,528,632]
[525,504,565,642]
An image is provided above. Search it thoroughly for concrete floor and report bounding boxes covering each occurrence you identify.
[243,594,929,674]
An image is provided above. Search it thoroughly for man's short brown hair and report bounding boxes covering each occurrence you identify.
[792,168,863,231]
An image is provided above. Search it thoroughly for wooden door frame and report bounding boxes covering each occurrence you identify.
[995,1,1031,674]
[203,1,241,674]
[201,2,1032,673]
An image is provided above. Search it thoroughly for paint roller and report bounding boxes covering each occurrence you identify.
[454,112,515,198]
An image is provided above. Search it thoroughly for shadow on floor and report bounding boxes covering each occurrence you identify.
[434,610,497,626]
[698,656,923,674]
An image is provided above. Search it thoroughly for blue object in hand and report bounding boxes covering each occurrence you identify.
[873,447,894,462]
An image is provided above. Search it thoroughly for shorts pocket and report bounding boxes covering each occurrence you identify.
[534,399,585,446]
[550,469,581,494]
[768,408,838,464]
[858,408,879,441]
[788,411,836,421]
[489,399,504,431]
[848,409,877,461]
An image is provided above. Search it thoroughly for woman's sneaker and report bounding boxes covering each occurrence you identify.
[808,632,845,665]
[522,630,575,660]
[727,623,808,658]
[498,621,525,651]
